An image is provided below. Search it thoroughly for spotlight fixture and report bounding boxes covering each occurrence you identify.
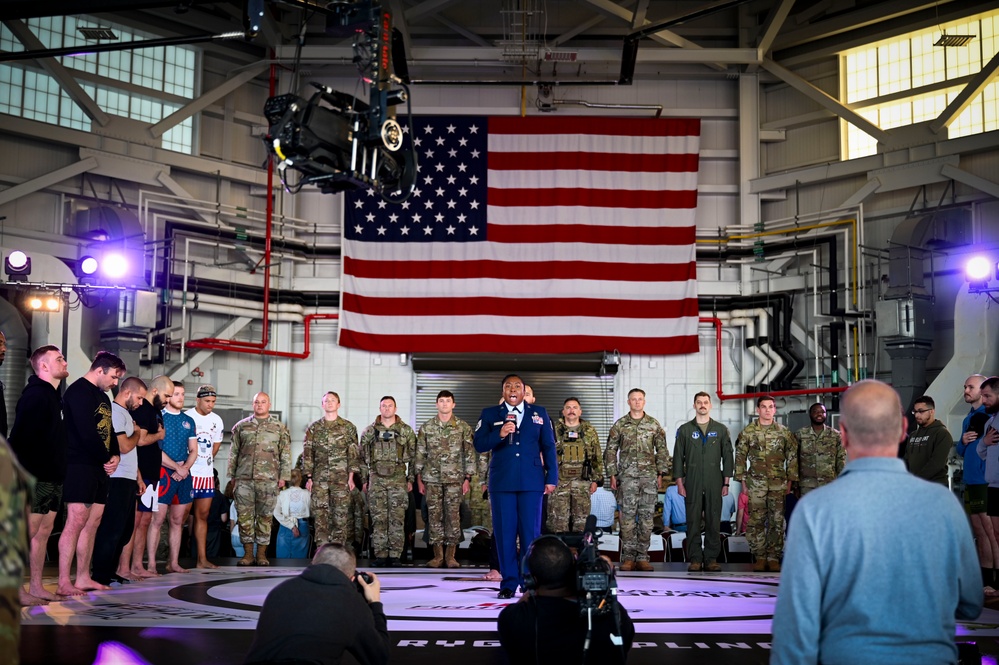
[4,250,31,282]
[27,294,61,312]
[103,252,128,280]
[80,256,99,276]
[966,255,999,296]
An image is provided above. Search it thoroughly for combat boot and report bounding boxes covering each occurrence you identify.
[428,544,444,568]
[635,560,654,572]
[256,550,270,566]
[768,559,781,572]
[752,558,766,572]
[238,551,255,566]
[619,559,635,571]
[445,544,460,568]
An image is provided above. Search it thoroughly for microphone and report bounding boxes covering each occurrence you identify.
[504,411,517,444]
[581,514,599,545]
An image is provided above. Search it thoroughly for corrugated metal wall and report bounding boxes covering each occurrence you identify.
[414,372,616,444]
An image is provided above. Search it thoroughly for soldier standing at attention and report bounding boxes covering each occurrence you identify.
[795,403,844,496]
[303,391,360,547]
[360,395,416,567]
[605,388,671,572]
[735,395,798,572]
[673,391,733,572]
[548,397,603,534]
[414,390,475,568]
[228,392,292,566]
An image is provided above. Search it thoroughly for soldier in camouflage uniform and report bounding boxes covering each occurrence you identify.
[674,391,733,572]
[414,390,475,568]
[605,388,671,571]
[734,395,798,572]
[548,397,603,533]
[795,403,844,496]
[0,436,32,665]
[359,395,416,566]
[228,392,292,566]
[302,391,360,547]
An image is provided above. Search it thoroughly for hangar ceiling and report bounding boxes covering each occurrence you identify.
[1,0,993,83]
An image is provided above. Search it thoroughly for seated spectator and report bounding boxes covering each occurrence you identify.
[720,479,737,534]
[736,487,748,534]
[245,543,389,665]
[274,469,311,558]
[498,536,634,664]
[588,479,617,531]
[664,481,686,532]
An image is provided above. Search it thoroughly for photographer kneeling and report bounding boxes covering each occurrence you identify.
[498,535,635,664]
[245,543,390,665]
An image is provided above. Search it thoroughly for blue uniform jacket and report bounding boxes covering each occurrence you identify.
[474,403,558,492]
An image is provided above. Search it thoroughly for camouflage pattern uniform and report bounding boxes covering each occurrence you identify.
[348,485,368,550]
[415,415,475,546]
[359,416,416,560]
[228,415,292,548]
[795,425,845,496]
[302,416,360,546]
[605,413,671,562]
[469,452,492,529]
[548,419,603,533]
[734,421,798,564]
[0,437,33,665]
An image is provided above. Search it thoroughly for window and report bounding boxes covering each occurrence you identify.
[842,10,999,159]
[0,16,198,153]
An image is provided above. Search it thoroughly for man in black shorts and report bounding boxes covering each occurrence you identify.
[57,351,126,596]
[126,375,172,578]
[9,345,69,604]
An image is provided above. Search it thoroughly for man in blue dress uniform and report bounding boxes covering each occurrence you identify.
[474,374,558,598]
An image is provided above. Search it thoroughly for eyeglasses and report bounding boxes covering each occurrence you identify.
[912,408,932,415]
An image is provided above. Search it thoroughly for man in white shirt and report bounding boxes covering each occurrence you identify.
[588,480,617,531]
[186,384,225,568]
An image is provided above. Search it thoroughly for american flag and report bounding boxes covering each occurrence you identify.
[339,115,700,355]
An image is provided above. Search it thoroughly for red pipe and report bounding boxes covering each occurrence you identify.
[191,61,277,351]
[186,313,339,359]
[699,316,849,402]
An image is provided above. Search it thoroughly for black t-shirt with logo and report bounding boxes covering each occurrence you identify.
[133,400,164,481]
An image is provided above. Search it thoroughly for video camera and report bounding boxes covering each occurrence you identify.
[262,1,417,199]
[560,515,618,615]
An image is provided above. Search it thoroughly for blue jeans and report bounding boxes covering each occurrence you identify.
[276,518,310,558]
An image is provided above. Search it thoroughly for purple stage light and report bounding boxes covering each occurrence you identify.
[103,252,128,279]
[966,256,992,282]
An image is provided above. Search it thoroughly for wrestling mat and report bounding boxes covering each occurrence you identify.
[20,564,999,665]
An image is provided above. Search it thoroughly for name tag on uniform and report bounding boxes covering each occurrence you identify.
[707,431,718,437]
[492,422,504,427]
[532,414,544,425]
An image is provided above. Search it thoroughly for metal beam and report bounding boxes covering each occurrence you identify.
[839,178,882,208]
[756,0,796,55]
[762,58,893,147]
[581,0,727,70]
[149,62,268,138]
[631,0,650,29]
[156,172,218,225]
[3,20,111,127]
[431,13,492,48]
[0,157,98,207]
[941,164,999,200]
[403,0,464,22]
[930,49,999,134]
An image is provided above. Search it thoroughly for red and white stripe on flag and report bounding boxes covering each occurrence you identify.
[338,115,700,355]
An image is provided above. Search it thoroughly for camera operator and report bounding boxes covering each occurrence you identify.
[498,535,634,664]
[244,543,389,665]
